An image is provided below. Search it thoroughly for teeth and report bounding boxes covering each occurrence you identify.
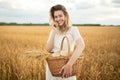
[58,21,61,23]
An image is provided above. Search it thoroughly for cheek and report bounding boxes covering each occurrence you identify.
[62,18,66,23]
[63,16,66,21]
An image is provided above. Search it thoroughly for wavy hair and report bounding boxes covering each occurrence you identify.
[49,4,71,33]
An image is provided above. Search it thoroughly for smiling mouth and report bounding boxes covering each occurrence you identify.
[58,21,63,24]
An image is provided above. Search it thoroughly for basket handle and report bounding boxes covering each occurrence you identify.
[59,36,71,56]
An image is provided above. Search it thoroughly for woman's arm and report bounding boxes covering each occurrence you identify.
[60,27,85,77]
[60,38,85,77]
[67,38,85,66]
[46,29,56,53]
[68,27,85,66]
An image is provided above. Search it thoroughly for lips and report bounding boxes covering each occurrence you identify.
[58,21,63,25]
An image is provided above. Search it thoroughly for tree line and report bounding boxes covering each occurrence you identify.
[0,22,119,26]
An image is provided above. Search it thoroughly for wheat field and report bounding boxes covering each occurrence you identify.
[0,26,120,80]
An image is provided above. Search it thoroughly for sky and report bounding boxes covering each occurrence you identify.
[0,0,120,25]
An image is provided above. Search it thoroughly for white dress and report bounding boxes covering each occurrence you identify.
[46,27,84,80]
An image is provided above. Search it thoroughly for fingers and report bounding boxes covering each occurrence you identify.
[54,22,58,28]
[62,72,70,78]
[69,68,72,76]
[62,68,70,78]
[62,72,66,78]
[59,67,64,74]
[60,64,72,78]
[52,21,58,28]
[65,74,68,78]
[60,66,66,78]
[51,21,59,34]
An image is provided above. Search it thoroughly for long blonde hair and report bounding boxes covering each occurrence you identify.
[49,4,71,33]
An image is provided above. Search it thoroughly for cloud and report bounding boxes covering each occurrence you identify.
[100,0,120,8]
[75,0,96,9]
[0,0,120,25]
[112,0,120,7]
[0,0,51,11]
[112,0,120,4]
[0,0,50,23]
[69,0,120,25]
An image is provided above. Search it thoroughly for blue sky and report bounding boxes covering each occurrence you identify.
[0,0,120,25]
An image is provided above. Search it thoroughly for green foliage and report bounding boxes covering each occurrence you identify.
[0,22,120,26]
[0,22,49,26]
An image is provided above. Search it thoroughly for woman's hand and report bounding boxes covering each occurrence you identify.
[52,22,59,33]
[59,63,72,78]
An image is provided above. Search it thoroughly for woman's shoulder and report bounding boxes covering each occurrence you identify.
[69,26,78,32]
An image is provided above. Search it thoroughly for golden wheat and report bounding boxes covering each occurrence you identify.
[0,26,120,80]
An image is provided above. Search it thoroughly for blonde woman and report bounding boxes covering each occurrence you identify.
[46,4,85,80]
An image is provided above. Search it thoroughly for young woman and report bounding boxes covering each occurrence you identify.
[46,4,85,80]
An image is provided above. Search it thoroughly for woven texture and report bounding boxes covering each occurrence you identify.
[46,36,84,77]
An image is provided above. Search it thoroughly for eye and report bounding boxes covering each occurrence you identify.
[59,15,62,17]
[54,16,57,18]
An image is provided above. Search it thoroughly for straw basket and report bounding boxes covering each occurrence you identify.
[46,36,84,77]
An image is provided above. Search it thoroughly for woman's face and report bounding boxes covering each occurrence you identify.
[54,10,66,27]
